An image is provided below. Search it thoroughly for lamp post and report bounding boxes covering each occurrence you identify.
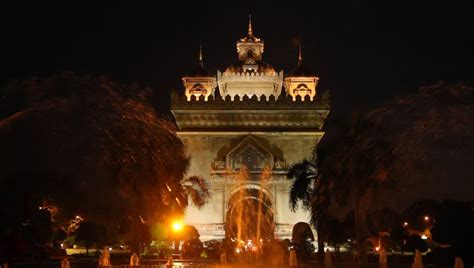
[171,220,184,254]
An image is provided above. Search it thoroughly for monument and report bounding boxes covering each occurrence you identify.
[171,17,329,241]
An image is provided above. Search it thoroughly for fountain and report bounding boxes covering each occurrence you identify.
[61,258,70,268]
[166,256,174,268]
[324,249,333,267]
[289,249,298,266]
[226,165,274,246]
[129,253,139,266]
[379,247,387,268]
[412,249,423,268]
[220,252,227,264]
[454,256,464,268]
[98,247,111,267]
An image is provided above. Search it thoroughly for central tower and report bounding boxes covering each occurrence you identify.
[217,16,283,100]
[171,17,330,241]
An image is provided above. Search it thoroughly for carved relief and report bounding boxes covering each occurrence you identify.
[284,76,319,101]
[189,83,208,96]
[274,159,288,170]
[293,83,312,95]
[231,144,271,171]
[211,160,226,170]
[226,136,274,172]
[182,77,216,101]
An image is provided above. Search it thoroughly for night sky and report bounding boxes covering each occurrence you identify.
[2,2,473,118]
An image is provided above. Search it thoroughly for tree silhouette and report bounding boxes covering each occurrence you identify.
[0,72,209,256]
[287,160,329,259]
[291,82,473,264]
[75,222,107,254]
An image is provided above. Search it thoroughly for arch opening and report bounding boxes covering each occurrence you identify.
[225,187,275,242]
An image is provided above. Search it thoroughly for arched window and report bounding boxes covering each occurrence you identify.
[247,49,253,58]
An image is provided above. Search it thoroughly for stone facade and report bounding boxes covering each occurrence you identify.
[170,18,329,241]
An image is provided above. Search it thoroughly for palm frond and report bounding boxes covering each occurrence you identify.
[287,160,318,211]
[182,175,210,209]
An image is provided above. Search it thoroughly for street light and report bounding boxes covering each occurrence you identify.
[172,220,184,232]
[171,219,184,254]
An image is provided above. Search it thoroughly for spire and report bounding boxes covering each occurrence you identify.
[187,45,209,76]
[288,43,314,77]
[199,44,203,67]
[298,44,302,66]
[248,14,253,37]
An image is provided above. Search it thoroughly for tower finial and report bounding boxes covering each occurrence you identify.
[298,44,302,66]
[199,44,203,67]
[248,14,253,37]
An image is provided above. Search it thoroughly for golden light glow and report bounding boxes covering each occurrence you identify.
[172,220,184,232]
[424,216,429,221]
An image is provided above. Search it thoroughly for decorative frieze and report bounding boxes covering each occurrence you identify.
[217,70,283,100]
[172,111,328,130]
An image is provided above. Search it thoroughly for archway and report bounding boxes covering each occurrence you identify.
[225,187,274,242]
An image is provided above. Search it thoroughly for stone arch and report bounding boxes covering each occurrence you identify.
[227,183,274,204]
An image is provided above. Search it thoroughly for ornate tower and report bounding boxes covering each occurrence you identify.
[217,16,284,100]
[171,18,329,241]
[284,45,319,101]
[181,46,217,101]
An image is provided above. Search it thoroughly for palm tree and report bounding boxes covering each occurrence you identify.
[326,124,393,265]
[288,118,393,264]
[287,159,331,259]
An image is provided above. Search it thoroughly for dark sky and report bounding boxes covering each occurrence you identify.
[1,3,473,206]
[2,2,473,117]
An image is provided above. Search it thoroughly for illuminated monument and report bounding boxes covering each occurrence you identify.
[171,18,330,241]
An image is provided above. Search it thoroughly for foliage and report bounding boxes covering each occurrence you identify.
[403,234,428,253]
[27,209,53,246]
[179,176,210,210]
[75,222,107,253]
[288,82,473,263]
[324,217,347,249]
[403,199,474,263]
[287,160,317,211]
[367,208,403,236]
[150,222,169,241]
[365,82,474,200]
[51,229,67,245]
[287,159,330,257]
[0,72,190,222]
[0,72,210,257]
